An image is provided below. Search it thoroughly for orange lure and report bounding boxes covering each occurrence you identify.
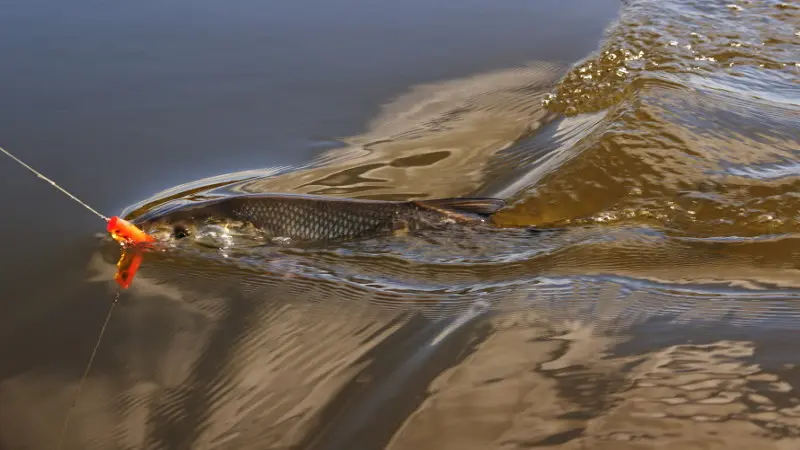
[106,216,155,288]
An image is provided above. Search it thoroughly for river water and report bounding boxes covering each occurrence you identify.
[1,0,799,449]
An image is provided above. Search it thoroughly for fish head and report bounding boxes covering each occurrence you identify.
[139,215,199,244]
[136,204,265,249]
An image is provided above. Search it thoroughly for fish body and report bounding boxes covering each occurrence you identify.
[135,193,506,247]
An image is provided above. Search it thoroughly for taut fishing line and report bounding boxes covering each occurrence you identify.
[0,145,108,221]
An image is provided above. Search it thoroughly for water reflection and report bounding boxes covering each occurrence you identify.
[7,236,794,449]
[388,324,800,449]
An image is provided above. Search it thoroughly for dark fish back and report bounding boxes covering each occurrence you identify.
[226,195,405,241]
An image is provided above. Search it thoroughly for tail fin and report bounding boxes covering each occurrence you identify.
[415,198,506,217]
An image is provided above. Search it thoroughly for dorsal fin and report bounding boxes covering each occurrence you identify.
[414,197,506,217]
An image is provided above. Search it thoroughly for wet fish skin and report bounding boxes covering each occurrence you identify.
[136,193,507,246]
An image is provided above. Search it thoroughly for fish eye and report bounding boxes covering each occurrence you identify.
[173,224,190,239]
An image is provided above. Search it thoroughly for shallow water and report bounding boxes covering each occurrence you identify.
[1,0,800,449]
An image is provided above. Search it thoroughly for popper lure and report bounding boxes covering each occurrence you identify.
[107,216,155,288]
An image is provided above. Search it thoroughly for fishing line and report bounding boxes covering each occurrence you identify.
[0,145,109,221]
[57,290,121,449]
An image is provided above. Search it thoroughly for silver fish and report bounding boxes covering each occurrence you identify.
[134,193,507,247]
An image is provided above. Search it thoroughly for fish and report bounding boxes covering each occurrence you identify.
[133,193,507,248]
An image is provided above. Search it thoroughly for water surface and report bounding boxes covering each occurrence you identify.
[2,0,800,449]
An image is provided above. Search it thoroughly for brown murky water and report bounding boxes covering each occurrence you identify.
[2,0,799,449]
